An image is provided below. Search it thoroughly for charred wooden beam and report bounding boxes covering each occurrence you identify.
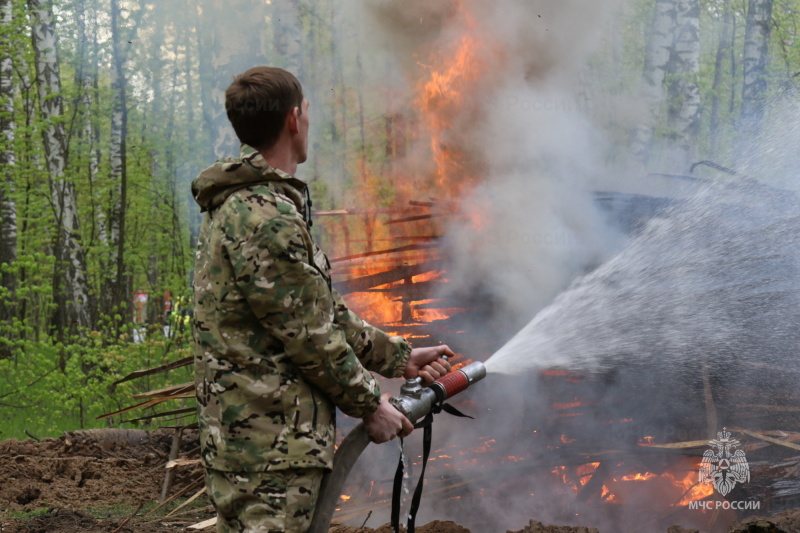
[330,243,438,263]
[387,213,448,224]
[362,280,447,300]
[334,260,445,295]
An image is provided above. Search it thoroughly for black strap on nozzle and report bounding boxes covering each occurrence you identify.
[390,401,473,533]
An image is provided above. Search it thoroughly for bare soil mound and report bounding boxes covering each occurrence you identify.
[0,428,209,532]
[0,428,197,512]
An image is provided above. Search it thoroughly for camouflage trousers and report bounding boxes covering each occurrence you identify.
[205,467,324,533]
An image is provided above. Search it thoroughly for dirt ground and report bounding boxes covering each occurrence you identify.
[1,429,800,533]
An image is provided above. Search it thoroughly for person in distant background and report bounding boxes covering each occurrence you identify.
[191,66,453,532]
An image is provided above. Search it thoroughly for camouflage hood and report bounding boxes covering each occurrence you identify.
[191,144,310,215]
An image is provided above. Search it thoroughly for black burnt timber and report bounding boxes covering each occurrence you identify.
[577,461,612,503]
[333,260,445,295]
[331,252,439,275]
[690,160,747,179]
[314,198,452,217]
[362,280,447,301]
[338,235,441,243]
[408,199,459,209]
[410,299,462,309]
[387,213,449,225]
[593,190,675,234]
[312,206,420,216]
[329,243,438,263]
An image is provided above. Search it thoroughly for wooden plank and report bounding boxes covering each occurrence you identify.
[188,517,217,530]
[387,213,448,225]
[334,261,445,295]
[133,382,194,400]
[97,389,195,420]
[113,357,192,386]
[166,486,208,517]
[736,428,800,452]
[166,457,203,469]
[638,440,709,449]
[123,407,196,424]
[329,243,437,263]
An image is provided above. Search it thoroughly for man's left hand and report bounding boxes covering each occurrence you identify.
[404,345,454,385]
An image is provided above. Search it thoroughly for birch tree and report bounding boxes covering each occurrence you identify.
[633,0,677,164]
[75,0,104,247]
[0,0,16,333]
[107,0,129,316]
[739,0,774,160]
[709,7,734,158]
[29,0,93,334]
[665,0,700,169]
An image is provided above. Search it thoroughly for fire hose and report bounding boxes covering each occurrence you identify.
[308,361,486,533]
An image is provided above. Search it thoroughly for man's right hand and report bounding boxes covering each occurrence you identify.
[364,393,413,443]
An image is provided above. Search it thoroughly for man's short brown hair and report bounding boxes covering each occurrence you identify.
[225,67,304,151]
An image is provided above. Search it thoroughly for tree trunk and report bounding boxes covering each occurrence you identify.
[738,0,774,162]
[29,0,93,337]
[193,2,216,161]
[633,0,677,165]
[665,0,701,171]
[710,9,733,159]
[0,0,17,339]
[108,0,129,319]
[76,0,104,248]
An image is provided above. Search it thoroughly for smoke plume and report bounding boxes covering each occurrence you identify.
[342,2,800,532]
[359,0,628,335]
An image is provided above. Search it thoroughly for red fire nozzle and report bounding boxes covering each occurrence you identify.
[389,361,486,424]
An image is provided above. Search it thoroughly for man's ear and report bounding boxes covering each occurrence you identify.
[286,106,300,134]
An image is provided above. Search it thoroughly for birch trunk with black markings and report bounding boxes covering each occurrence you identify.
[29,0,93,336]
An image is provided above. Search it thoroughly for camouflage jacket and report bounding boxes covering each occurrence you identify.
[191,145,412,472]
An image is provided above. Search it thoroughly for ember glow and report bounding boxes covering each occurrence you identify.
[620,472,658,482]
[600,459,715,507]
[339,266,464,330]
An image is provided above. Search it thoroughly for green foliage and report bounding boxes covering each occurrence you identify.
[0,320,194,441]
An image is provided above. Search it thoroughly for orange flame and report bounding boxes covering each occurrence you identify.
[620,472,658,482]
[671,467,715,506]
[418,33,480,190]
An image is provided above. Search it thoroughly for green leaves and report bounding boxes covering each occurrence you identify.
[0,321,194,440]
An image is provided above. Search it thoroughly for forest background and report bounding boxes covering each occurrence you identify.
[0,0,796,440]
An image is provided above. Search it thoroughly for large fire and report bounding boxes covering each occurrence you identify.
[326,2,734,532]
[417,32,482,192]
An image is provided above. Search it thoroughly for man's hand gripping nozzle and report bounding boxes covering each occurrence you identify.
[389,360,487,424]
[308,360,487,533]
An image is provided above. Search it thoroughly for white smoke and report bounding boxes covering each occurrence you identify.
[333,1,642,531]
[357,0,628,330]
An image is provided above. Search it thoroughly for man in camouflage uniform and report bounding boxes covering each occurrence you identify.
[192,66,453,532]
